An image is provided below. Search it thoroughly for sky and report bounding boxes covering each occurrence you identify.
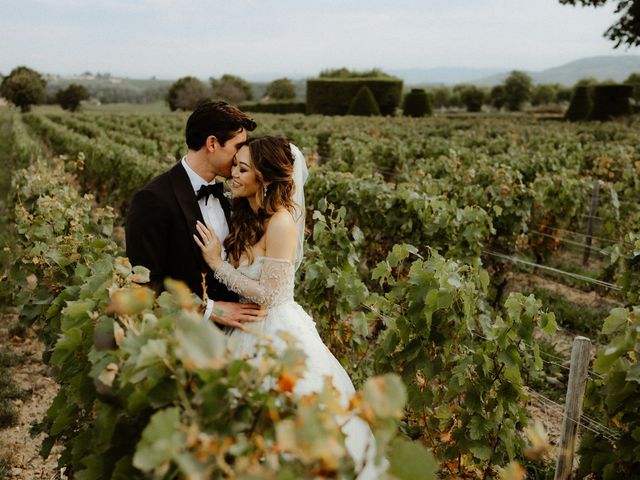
[1,0,638,80]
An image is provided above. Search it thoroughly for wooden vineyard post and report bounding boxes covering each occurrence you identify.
[582,180,600,266]
[554,336,592,480]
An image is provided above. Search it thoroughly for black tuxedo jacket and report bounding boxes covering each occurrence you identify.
[125,161,238,302]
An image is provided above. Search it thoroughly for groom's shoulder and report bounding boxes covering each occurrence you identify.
[141,162,183,191]
[131,162,183,207]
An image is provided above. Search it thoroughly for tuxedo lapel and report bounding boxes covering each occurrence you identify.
[168,162,208,270]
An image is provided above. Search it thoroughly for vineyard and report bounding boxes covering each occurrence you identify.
[1,108,639,479]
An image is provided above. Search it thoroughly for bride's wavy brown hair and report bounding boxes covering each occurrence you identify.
[224,136,296,265]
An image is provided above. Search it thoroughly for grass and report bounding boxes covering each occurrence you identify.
[0,454,12,480]
[0,351,21,368]
[0,397,19,429]
[0,376,21,429]
[0,350,29,429]
[8,322,27,338]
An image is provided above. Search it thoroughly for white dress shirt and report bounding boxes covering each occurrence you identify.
[181,157,229,320]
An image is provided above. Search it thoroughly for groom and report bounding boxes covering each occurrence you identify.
[125,101,265,329]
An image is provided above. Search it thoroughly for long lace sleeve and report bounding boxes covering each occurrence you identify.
[213,257,295,308]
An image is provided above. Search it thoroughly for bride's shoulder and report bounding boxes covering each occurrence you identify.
[266,209,297,236]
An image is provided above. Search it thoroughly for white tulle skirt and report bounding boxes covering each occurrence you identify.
[229,301,382,479]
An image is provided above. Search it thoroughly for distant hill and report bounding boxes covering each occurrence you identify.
[471,55,640,87]
[388,67,505,86]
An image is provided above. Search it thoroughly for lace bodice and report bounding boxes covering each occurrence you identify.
[213,256,295,308]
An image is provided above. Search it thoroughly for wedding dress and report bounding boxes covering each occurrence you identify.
[213,255,381,479]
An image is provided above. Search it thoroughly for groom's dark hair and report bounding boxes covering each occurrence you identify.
[185,101,256,150]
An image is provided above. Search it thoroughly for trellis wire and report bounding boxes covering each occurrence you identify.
[526,388,619,442]
[530,223,631,247]
[529,230,608,255]
[469,331,604,381]
[483,249,621,290]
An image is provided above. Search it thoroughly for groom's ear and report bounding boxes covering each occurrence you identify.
[205,135,219,152]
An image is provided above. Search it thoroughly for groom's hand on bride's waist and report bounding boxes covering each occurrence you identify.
[209,301,266,331]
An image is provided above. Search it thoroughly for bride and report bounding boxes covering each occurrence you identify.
[193,136,381,478]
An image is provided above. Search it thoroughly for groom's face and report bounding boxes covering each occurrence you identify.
[212,128,247,177]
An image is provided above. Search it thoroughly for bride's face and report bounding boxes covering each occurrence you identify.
[230,146,260,198]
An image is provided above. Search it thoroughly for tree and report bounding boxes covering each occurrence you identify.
[624,72,640,102]
[490,85,507,110]
[319,67,392,78]
[429,87,452,109]
[264,78,296,100]
[459,85,486,112]
[574,76,599,87]
[556,85,574,103]
[531,84,557,106]
[0,66,46,112]
[210,74,253,103]
[56,84,90,112]
[559,0,640,47]
[447,91,463,108]
[319,67,352,78]
[166,76,210,111]
[451,84,469,108]
[502,71,533,111]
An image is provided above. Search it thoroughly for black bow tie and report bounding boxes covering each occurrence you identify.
[196,183,225,205]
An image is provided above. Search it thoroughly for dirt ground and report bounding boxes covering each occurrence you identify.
[0,314,62,480]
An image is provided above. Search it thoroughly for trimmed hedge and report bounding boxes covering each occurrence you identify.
[239,101,306,114]
[566,84,633,121]
[306,78,403,116]
[347,86,381,116]
[402,89,432,117]
[589,84,633,120]
[565,86,593,122]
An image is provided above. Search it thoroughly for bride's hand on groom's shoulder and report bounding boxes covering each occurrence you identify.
[194,221,223,270]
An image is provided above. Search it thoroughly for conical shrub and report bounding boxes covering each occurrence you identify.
[565,86,592,121]
[403,89,433,117]
[347,86,381,116]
